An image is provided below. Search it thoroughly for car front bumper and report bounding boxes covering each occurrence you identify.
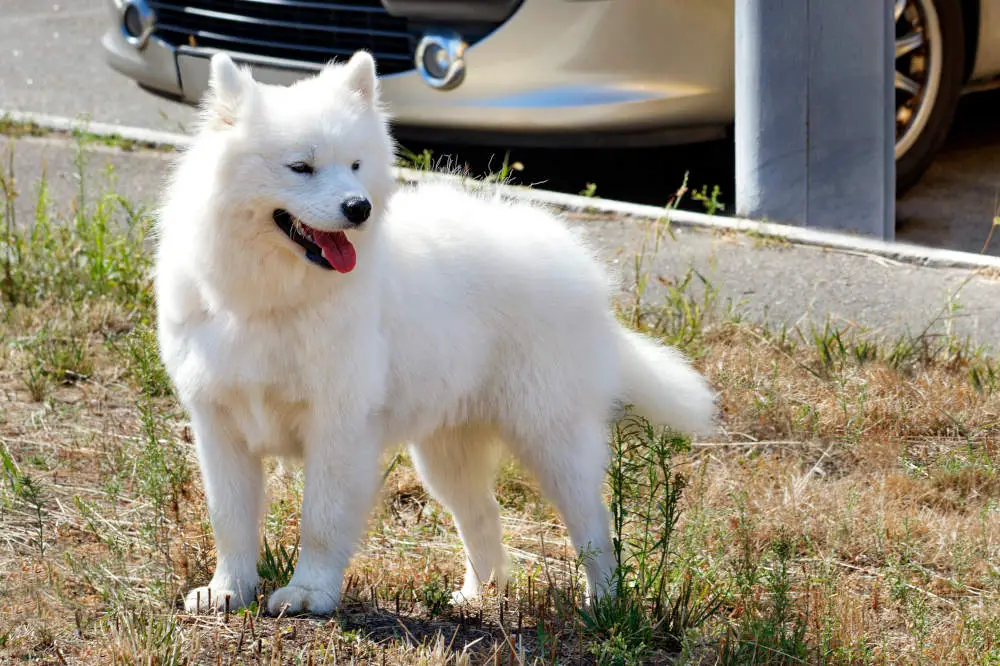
[102,0,735,147]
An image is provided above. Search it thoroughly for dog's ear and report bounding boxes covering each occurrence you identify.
[205,53,255,127]
[341,51,379,104]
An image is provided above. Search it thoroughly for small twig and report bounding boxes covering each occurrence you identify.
[792,443,834,499]
[690,440,807,448]
[235,611,247,655]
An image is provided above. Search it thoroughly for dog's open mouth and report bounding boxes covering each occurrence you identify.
[273,209,356,273]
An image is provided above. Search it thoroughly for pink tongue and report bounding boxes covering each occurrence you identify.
[313,231,356,273]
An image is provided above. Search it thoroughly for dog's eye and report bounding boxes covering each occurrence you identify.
[351,160,361,172]
[287,162,315,175]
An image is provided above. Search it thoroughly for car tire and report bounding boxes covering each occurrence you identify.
[894,0,966,195]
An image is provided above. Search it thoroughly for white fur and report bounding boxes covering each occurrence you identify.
[155,51,717,616]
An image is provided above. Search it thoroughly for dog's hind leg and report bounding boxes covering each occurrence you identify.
[410,426,506,603]
[506,417,616,601]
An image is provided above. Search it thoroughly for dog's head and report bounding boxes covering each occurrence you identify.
[197,51,396,275]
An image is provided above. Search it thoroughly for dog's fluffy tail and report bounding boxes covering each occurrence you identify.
[617,327,717,436]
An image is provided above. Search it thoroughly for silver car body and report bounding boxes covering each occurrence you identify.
[102,0,1000,147]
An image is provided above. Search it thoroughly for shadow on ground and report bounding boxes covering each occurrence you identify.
[896,88,1000,256]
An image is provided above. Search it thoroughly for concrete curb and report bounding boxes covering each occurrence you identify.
[1,109,194,150]
[4,109,999,272]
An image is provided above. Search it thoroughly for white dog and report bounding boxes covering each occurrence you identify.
[154,50,716,616]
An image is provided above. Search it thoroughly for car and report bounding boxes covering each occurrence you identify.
[102,0,1000,193]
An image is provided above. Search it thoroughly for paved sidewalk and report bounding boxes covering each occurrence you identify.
[2,134,998,349]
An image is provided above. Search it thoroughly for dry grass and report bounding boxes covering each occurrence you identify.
[1,138,999,664]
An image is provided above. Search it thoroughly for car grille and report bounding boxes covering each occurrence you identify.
[148,0,419,75]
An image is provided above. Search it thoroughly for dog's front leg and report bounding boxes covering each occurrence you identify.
[266,421,381,616]
[185,402,263,613]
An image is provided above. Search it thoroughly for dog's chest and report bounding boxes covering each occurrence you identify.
[168,310,323,403]
[223,387,305,456]
[166,301,387,429]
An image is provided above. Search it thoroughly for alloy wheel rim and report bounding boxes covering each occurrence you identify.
[895,0,944,159]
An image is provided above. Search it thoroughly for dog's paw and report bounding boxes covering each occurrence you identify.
[185,583,256,614]
[267,585,338,616]
[450,585,482,606]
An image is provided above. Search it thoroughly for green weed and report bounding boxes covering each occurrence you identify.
[258,534,299,594]
[134,397,191,604]
[720,525,811,665]
[0,141,152,312]
[416,571,453,618]
[482,152,524,185]
[579,414,723,663]
[396,146,436,172]
[121,324,173,399]
[103,607,189,666]
[691,184,726,216]
[0,444,48,557]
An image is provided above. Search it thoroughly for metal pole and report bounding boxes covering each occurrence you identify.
[735,0,895,240]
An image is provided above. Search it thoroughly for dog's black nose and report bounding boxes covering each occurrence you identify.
[341,197,371,225]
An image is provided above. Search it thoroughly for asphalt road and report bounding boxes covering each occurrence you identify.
[0,0,194,132]
[1,0,999,257]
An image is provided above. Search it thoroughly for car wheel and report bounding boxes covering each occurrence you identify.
[894,0,965,194]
